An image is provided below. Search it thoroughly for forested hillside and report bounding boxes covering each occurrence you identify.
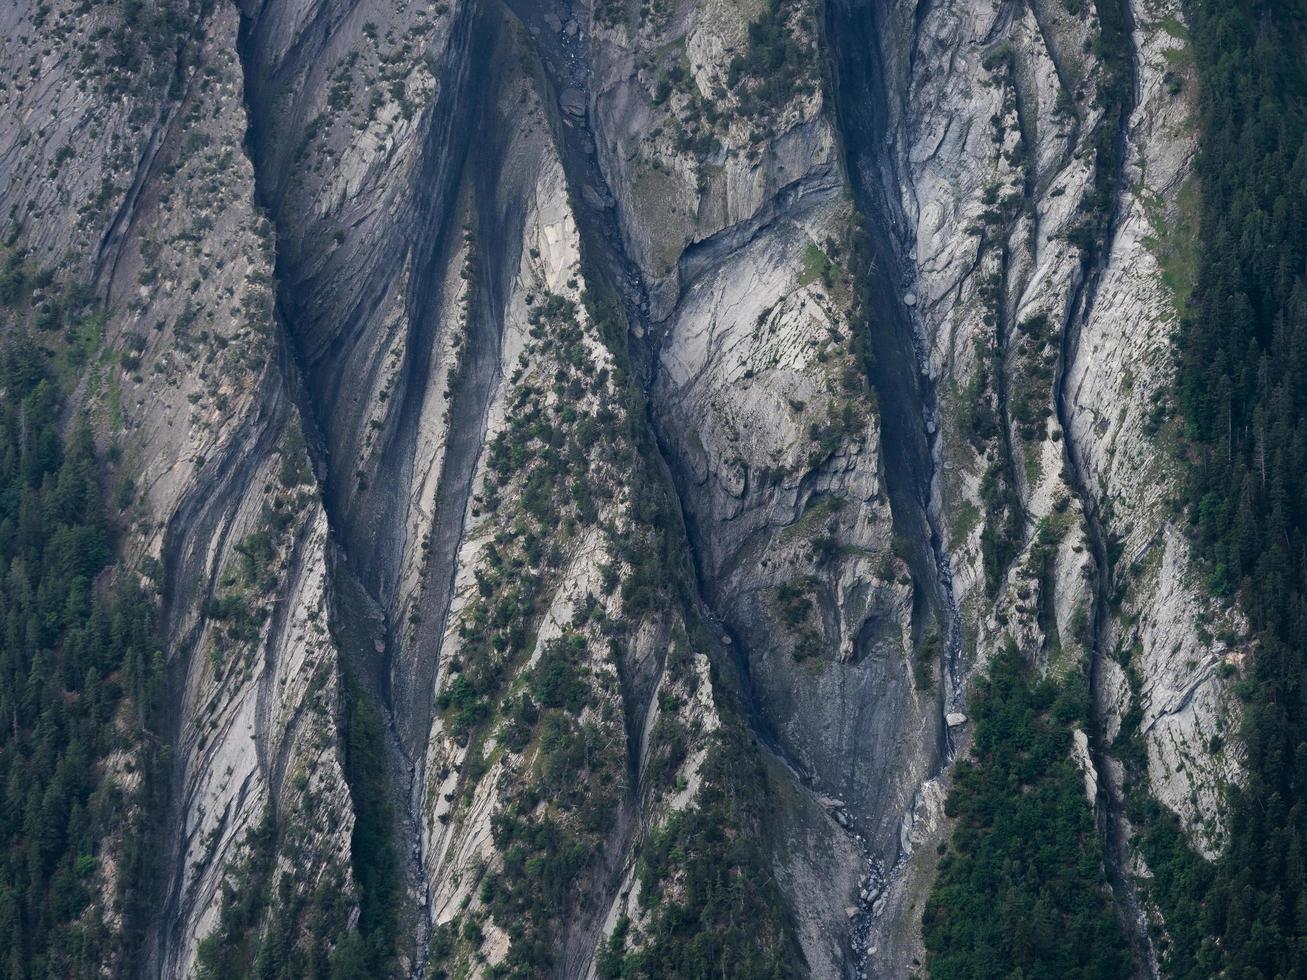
[0,331,162,978]
[1160,0,1307,973]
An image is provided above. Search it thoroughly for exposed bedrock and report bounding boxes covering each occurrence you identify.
[0,0,1245,975]
[215,0,1246,973]
[237,0,493,754]
[577,2,963,974]
[841,0,1245,972]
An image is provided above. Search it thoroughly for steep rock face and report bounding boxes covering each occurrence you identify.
[589,0,838,318]
[844,0,1243,968]
[1060,2,1243,856]
[0,1,358,976]
[414,133,715,977]
[0,0,1240,977]
[651,168,929,979]
[233,2,807,975]
[237,0,484,760]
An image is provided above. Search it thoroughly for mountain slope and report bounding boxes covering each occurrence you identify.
[0,0,1265,977]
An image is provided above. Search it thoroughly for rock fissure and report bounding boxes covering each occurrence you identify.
[1051,0,1157,973]
[825,1,968,970]
[228,3,505,970]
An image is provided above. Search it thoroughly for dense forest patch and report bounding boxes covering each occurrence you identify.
[922,647,1130,979]
[0,332,164,978]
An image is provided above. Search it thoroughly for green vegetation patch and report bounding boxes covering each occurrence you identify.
[1141,174,1201,319]
[1131,0,1307,975]
[598,733,805,979]
[798,241,835,287]
[194,805,359,980]
[0,333,165,976]
[923,646,1131,978]
[725,0,817,121]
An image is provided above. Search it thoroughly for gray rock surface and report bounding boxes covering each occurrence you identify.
[0,0,1232,975]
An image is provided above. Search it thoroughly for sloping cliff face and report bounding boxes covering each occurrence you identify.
[585,0,950,960]
[833,0,1246,971]
[0,0,1238,977]
[1,3,356,976]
